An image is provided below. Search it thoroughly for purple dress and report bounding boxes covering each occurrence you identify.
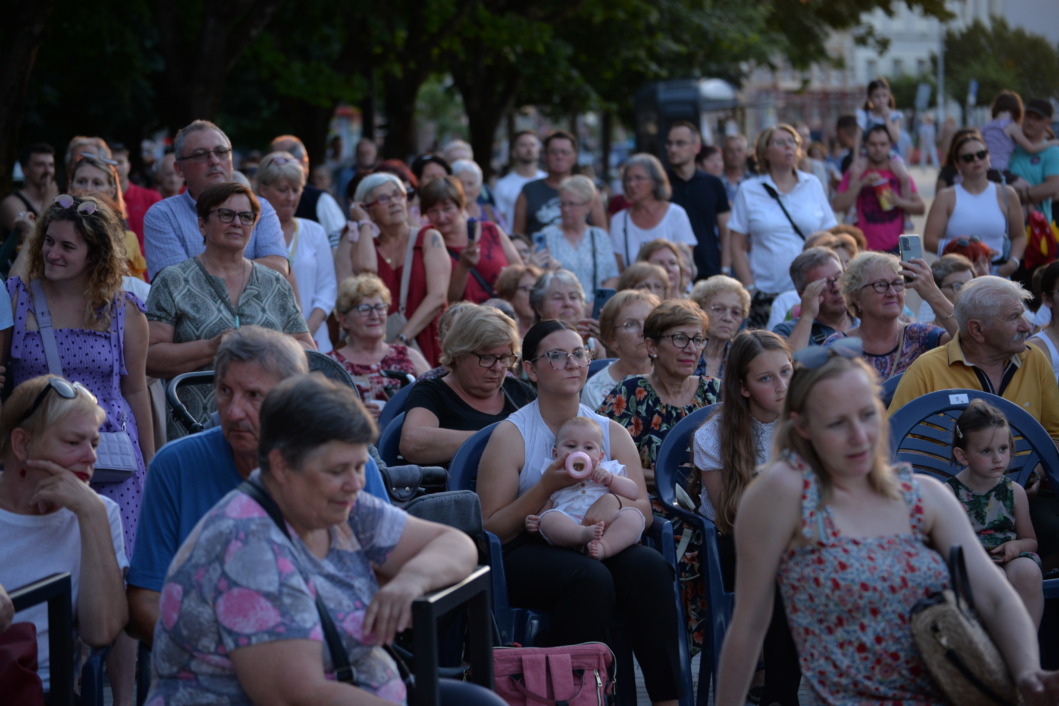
[8,276,147,554]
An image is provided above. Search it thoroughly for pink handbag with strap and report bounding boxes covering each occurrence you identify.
[493,642,615,705]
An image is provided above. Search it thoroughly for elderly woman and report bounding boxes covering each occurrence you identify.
[636,239,688,298]
[598,299,720,484]
[609,154,696,269]
[148,374,477,703]
[824,252,954,380]
[616,261,670,300]
[421,176,521,305]
[716,349,1059,705]
[924,129,1025,277]
[529,269,602,354]
[256,151,338,352]
[147,182,312,379]
[0,376,128,693]
[580,289,660,410]
[729,124,837,328]
[328,273,430,411]
[532,175,618,294]
[400,305,535,466]
[690,275,751,380]
[477,320,685,706]
[494,263,543,337]
[452,159,505,227]
[343,172,450,367]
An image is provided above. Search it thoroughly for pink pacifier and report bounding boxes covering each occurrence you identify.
[565,451,593,479]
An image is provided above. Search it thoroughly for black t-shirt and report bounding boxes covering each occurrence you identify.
[406,375,536,431]
[667,169,730,280]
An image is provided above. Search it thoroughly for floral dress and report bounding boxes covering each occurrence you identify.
[945,476,1041,567]
[824,322,945,381]
[327,345,416,402]
[778,452,949,705]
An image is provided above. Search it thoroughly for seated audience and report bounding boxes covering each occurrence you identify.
[636,239,689,298]
[532,175,618,294]
[689,275,751,379]
[581,290,661,410]
[529,269,602,355]
[916,253,975,323]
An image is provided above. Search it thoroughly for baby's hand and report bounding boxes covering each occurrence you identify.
[590,466,612,486]
[525,515,541,533]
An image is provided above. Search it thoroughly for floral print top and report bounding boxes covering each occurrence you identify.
[824,322,945,381]
[778,452,949,705]
[597,374,719,473]
[946,475,1041,566]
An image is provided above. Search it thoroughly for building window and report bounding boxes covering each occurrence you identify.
[867,59,878,79]
[893,58,904,75]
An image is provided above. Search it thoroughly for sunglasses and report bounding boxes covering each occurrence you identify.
[79,152,119,166]
[22,378,91,426]
[53,194,98,216]
[959,149,988,164]
[952,235,983,248]
[792,337,863,369]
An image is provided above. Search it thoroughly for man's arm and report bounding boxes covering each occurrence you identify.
[144,201,191,280]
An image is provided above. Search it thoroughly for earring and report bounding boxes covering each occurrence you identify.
[18,469,26,478]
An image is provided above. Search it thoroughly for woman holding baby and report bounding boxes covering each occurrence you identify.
[477,319,685,706]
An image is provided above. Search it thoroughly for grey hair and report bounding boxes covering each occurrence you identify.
[214,325,308,385]
[841,251,899,317]
[954,276,1031,333]
[440,305,520,367]
[354,173,406,204]
[529,269,585,317]
[558,175,597,204]
[623,153,671,201]
[174,120,230,160]
[789,247,841,293]
[257,151,307,189]
[451,159,483,187]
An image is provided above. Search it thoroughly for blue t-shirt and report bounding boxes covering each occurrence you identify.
[1010,144,1059,222]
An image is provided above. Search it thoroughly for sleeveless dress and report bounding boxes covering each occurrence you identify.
[327,345,416,402]
[778,452,949,705]
[945,476,1041,567]
[7,276,147,554]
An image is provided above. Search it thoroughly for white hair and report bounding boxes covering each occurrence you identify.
[451,159,483,187]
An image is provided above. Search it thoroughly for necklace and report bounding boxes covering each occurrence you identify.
[195,256,252,328]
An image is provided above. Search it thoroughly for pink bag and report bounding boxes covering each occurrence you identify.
[493,642,615,705]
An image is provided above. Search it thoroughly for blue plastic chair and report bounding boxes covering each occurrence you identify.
[377,412,407,467]
[379,381,418,431]
[653,403,726,705]
[447,422,695,706]
[879,371,903,408]
[889,389,1059,600]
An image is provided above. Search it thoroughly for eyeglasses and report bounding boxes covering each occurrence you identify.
[959,149,989,164]
[861,279,905,294]
[517,285,533,293]
[657,333,707,350]
[474,352,519,369]
[619,319,645,334]
[22,378,91,426]
[707,304,744,319]
[178,146,232,163]
[210,208,256,226]
[53,194,97,216]
[824,275,842,289]
[952,235,983,248]
[365,190,405,208]
[352,303,388,316]
[792,337,863,368]
[531,348,590,370]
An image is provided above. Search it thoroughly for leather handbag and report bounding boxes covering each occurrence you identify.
[493,642,615,706]
[911,545,1018,706]
[0,622,45,706]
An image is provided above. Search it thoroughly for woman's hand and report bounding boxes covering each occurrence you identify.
[25,458,103,517]
[363,574,425,646]
[458,240,481,269]
[541,454,580,495]
[349,203,370,223]
[576,318,601,341]
[989,541,1019,564]
[1017,670,1059,705]
[900,258,934,298]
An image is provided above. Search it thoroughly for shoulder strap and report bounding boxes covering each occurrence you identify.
[28,279,64,377]
[761,182,806,241]
[237,480,357,684]
[591,228,598,290]
[397,229,418,316]
[623,212,632,264]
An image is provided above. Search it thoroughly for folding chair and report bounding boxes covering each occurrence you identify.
[377,412,407,467]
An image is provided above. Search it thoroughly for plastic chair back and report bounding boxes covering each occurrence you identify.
[306,350,359,396]
[379,381,418,430]
[880,371,903,408]
[10,573,73,706]
[378,412,407,467]
[447,423,500,493]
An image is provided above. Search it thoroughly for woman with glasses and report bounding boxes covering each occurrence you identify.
[400,305,535,466]
[689,275,751,380]
[581,290,661,410]
[598,300,719,487]
[924,129,1025,278]
[716,345,1059,705]
[146,182,313,381]
[255,152,337,352]
[0,376,128,695]
[327,274,430,416]
[823,251,954,380]
[529,269,603,354]
[609,154,696,270]
[343,172,450,367]
[531,176,618,294]
[478,320,685,706]
[420,176,521,305]
[494,264,543,337]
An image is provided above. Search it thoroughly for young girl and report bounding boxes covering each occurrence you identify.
[524,416,644,560]
[981,90,1059,180]
[856,77,903,146]
[947,399,1044,626]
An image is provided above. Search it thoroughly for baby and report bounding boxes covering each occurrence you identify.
[525,416,644,560]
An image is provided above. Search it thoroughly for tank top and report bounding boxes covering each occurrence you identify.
[508,400,612,498]
[943,182,1007,258]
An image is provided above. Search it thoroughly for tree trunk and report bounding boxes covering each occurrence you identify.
[381,69,430,162]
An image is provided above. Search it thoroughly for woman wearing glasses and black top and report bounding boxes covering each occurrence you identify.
[400,305,534,467]
[478,319,684,706]
[924,129,1025,278]
[147,182,313,381]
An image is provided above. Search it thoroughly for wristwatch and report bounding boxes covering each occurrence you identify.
[396,333,410,344]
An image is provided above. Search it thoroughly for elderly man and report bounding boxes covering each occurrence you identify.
[772,247,854,352]
[0,143,56,238]
[269,134,346,247]
[143,120,290,280]
[126,327,388,645]
[888,277,1059,434]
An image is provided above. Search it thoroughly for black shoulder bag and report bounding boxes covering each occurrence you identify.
[760,183,806,241]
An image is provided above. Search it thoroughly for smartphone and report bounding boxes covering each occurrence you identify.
[532,231,547,253]
[899,234,922,283]
[592,288,617,320]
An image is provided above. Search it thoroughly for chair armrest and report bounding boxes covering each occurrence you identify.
[411,566,493,706]
[10,573,74,706]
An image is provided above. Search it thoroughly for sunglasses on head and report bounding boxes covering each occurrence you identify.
[53,194,98,216]
[958,149,988,164]
[792,337,863,369]
[22,378,91,426]
[953,235,983,248]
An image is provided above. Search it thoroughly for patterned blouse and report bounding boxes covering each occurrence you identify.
[824,322,944,381]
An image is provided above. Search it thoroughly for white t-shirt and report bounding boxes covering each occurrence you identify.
[581,364,622,411]
[692,412,776,521]
[289,218,338,352]
[609,203,696,266]
[0,494,127,691]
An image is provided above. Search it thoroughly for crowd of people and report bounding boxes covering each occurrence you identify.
[2,78,1059,705]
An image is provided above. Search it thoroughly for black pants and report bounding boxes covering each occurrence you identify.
[503,533,684,702]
